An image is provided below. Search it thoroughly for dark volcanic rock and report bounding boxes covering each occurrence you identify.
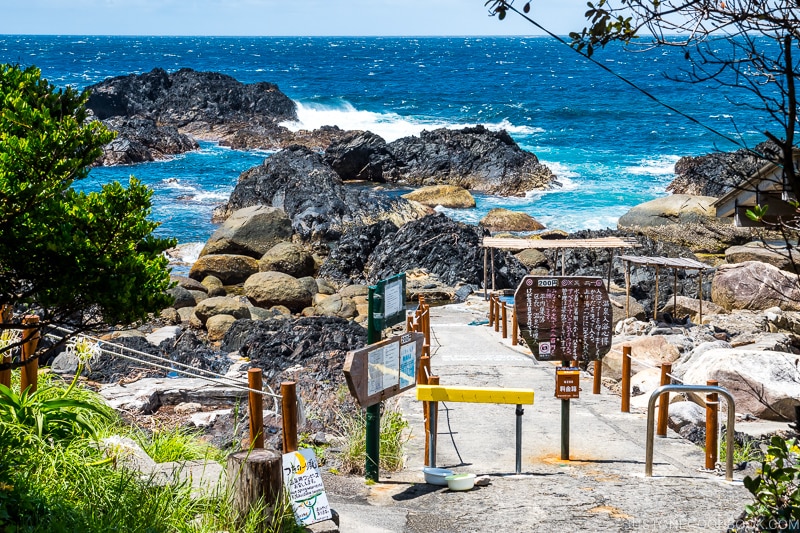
[323,130,395,182]
[87,67,297,126]
[668,141,780,197]
[384,126,558,196]
[214,145,429,242]
[365,213,526,289]
[221,317,367,431]
[96,117,199,166]
[318,220,399,287]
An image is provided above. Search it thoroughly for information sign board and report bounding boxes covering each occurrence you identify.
[283,449,332,526]
[343,332,425,407]
[513,276,612,362]
[369,273,407,332]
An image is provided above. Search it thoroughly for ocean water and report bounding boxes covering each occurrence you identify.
[0,35,771,251]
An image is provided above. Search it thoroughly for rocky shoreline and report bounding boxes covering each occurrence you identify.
[53,67,799,453]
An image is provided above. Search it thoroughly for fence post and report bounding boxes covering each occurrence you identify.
[226,449,283,531]
[501,303,508,339]
[0,306,12,389]
[593,360,602,394]
[621,345,631,413]
[19,315,40,393]
[281,381,298,454]
[705,379,719,470]
[511,305,518,346]
[656,363,672,437]
[494,296,500,333]
[488,293,495,327]
[247,368,264,449]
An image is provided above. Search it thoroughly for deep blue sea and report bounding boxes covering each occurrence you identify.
[0,35,771,258]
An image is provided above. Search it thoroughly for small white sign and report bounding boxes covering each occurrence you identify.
[282,449,332,526]
[384,278,403,318]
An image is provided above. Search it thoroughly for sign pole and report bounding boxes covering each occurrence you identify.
[560,359,570,460]
[365,286,381,483]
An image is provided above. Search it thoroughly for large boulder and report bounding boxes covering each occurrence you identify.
[660,295,728,323]
[401,185,476,209]
[479,208,545,232]
[680,348,800,421]
[366,213,527,290]
[200,206,292,258]
[96,117,199,166]
[323,130,395,182]
[385,126,558,196]
[712,261,800,311]
[243,271,313,311]
[189,254,259,285]
[605,336,682,380]
[194,297,251,326]
[617,194,718,229]
[213,145,429,242]
[725,242,800,274]
[259,242,316,278]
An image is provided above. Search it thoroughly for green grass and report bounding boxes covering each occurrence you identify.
[335,400,410,475]
[0,377,304,533]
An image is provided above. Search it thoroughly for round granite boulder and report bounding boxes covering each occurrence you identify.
[401,185,476,208]
[200,205,293,258]
[189,254,259,285]
[479,208,545,232]
[243,271,313,312]
[259,242,316,278]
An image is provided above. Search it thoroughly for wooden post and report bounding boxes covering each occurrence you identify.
[501,303,508,339]
[0,307,12,389]
[511,306,518,346]
[621,345,631,413]
[19,315,40,394]
[247,368,264,449]
[592,360,602,394]
[488,292,495,327]
[698,270,704,324]
[561,248,565,276]
[672,268,678,316]
[226,449,283,531]
[494,296,500,333]
[625,261,631,318]
[490,248,496,293]
[484,247,489,300]
[281,381,298,454]
[656,363,672,437]
[653,266,660,321]
[705,380,719,470]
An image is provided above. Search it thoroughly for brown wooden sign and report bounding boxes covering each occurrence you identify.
[343,332,425,407]
[555,367,581,399]
[513,276,612,362]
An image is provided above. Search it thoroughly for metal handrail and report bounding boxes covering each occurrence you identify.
[645,384,736,481]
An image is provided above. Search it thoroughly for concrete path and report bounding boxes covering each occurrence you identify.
[317,296,752,532]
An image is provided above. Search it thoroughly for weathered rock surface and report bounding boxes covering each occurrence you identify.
[668,141,780,197]
[323,130,395,182]
[200,205,292,258]
[660,295,728,323]
[385,126,558,196]
[243,271,313,312]
[189,254,259,285]
[213,145,429,242]
[514,248,549,270]
[605,335,682,380]
[95,116,199,166]
[194,297,251,326]
[680,348,800,420]
[712,261,800,311]
[401,185,476,209]
[725,242,800,274]
[365,213,526,290]
[317,220,399,288]
[479,208,545,232]
[617,194,718,229]
[259,242,316,278]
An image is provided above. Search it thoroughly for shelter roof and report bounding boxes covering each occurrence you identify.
[482,237,639,250]
[617,255,711,270]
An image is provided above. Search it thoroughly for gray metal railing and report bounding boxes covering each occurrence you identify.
[645,384,736,481]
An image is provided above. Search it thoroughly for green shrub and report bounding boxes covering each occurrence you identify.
[740,436,800,532]
[336,401,410,475]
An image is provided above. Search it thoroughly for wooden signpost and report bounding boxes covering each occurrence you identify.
[513,276,613,460]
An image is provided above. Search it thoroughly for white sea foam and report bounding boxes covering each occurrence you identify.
[166,242,204,265]
[280,100,543,143]
[625,155,680,176]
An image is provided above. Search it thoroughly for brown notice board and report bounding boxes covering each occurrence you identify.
[343,332,425,407]
[513,276,612,363]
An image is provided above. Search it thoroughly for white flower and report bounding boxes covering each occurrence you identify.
[66,336,101,366]
[0,329,21,351]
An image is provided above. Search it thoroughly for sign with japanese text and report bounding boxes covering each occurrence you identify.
[513,276,612,362]
[282,448,332,526]
[369,273,407,332]
[343,331,425,407]
[555,367,581,399]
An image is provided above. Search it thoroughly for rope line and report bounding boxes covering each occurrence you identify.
[46,326,281,399]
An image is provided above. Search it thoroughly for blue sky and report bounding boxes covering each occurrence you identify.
[1,0,590,36]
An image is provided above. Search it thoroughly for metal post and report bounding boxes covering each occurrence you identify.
[515,404,524,474]
[706,380,719,471]
[645,384,735,481]
[621,345,631,413]
[365,286,381,482]
[593,360,602,395]
[427,377,439,468]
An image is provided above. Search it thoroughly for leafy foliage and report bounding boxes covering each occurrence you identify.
[741,436,800,531]
[0,63,175,367]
